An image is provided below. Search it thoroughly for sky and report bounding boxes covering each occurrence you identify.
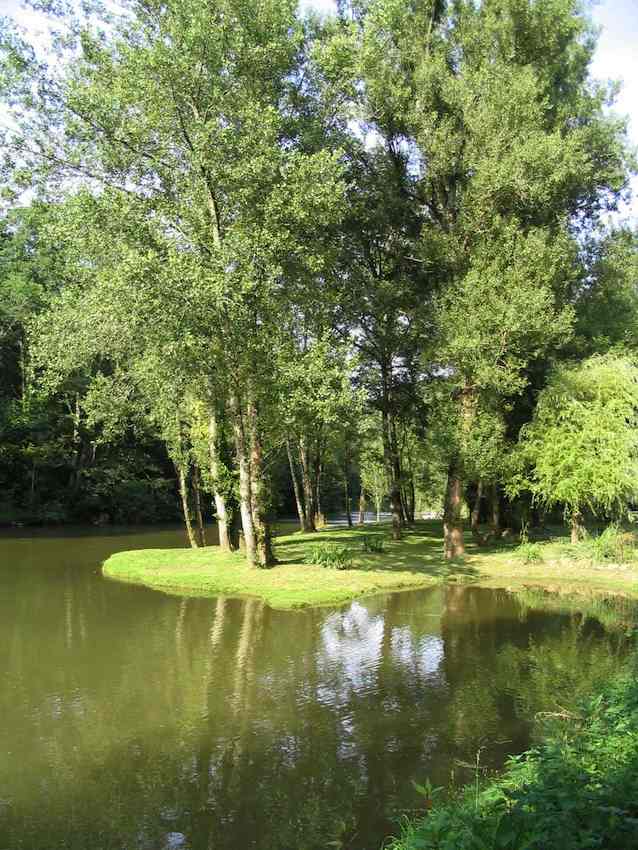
[3,0,638,221]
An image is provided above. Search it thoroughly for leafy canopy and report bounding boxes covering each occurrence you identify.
[513,354,638,519]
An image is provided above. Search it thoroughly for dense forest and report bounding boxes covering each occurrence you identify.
[1,0,637,565]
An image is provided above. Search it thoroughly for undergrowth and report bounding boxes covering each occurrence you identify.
[515,523,638,567]
[515,541,543,563]
[303,542,354,570]
[361,534,385,554]
[386,658,638,850]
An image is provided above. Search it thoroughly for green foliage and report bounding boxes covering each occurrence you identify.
[389,661,638,850]
[590,524,634,565]
[0,0,636,575]
[360,534,384,553]
[515,541,543,564]
[303,542,354,570]
[549,526,638,566]
[511,354,638,523]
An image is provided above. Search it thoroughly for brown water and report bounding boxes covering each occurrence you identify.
[0,525,635,850]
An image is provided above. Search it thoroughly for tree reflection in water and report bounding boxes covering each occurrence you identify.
[1,545,636,850]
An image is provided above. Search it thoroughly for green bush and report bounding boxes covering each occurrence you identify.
[590,524,634,564]
[361,534,385,553]
[303,543,353,570]
[515,541,543,563]
[388,661,638,850]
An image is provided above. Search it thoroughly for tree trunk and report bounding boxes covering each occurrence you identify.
[315,464,325,528]
[286,438,308,532]
[443,460,465,559]
[176,462,198,549]
[403,475,415,524]
[471,479,485,545]
[380,372,404,540]
[192,465,207,547]
[313,456,326,528]
[229,392,257,567]
[246,399,276,567]
[208,411,234,551]
[312,438,324,528]
[344,475,353,527]
[68,393,84,494]
[358,490,366,525]
[376,498,381,523]
[381,416,403,539]
[298,438,317,533]
[490,483,501,537]
[570,510,584,544]
[343,435,353,528]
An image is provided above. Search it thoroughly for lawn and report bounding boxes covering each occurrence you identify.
[102,520,638,609]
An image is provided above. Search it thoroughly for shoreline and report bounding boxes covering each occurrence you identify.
[102,521,638,609]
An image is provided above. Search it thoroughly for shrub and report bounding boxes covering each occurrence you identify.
[515,541,543,563]
[388,661,638,850]
[360,534,385,554]
[590,524,635,564]
[303,543,353,570]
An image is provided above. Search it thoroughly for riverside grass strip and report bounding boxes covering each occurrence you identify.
[103,521,638,610]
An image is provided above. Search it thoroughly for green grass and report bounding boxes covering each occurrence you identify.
[102,520,638,610]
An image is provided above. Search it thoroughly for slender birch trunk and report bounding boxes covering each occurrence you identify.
[286,437,307,532]
[192,464,206,547]
[176,461,198,548]
[208,410,234,551]
[299,438,317,532]
[490,483,501,537]
[229,392,257,566]
[381,408,403,539]
[313,433,324,528]
[471,479,485,545]
[342,435,353,528]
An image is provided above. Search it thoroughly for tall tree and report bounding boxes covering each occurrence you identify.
[511,354,638,542]
[3,0,345,563]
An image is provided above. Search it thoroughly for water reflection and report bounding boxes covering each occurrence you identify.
[0,527,636,850]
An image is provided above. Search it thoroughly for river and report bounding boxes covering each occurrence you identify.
[1,525,635,850]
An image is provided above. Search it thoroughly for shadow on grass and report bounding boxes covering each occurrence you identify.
[271,520,515,581]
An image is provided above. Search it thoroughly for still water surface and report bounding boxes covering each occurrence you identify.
[1,525,635,850]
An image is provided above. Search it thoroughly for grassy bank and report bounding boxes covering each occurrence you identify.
[387,658,638,850]
[102,520,638,609]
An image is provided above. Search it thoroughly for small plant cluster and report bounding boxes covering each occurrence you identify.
[303,543,353,570]
[590,524,635,564]
[360,534,385,554]
[515,541,543,563]
[551,524,638,566]
[514,523,638,567]
[389,661,638,850]
[304,534,386,569]
[515,522,543,563]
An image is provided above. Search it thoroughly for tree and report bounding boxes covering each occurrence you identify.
[359,431,387,522]
[511,354,638,542]
[3,0,345,563]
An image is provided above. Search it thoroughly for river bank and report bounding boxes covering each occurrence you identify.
[102,520,638,609]
[388,654,638,850]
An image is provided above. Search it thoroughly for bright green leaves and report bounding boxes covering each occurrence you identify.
[438,224,575,395]
[513,354,638,520]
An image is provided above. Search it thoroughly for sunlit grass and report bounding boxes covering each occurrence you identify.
[103,520,638,609]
